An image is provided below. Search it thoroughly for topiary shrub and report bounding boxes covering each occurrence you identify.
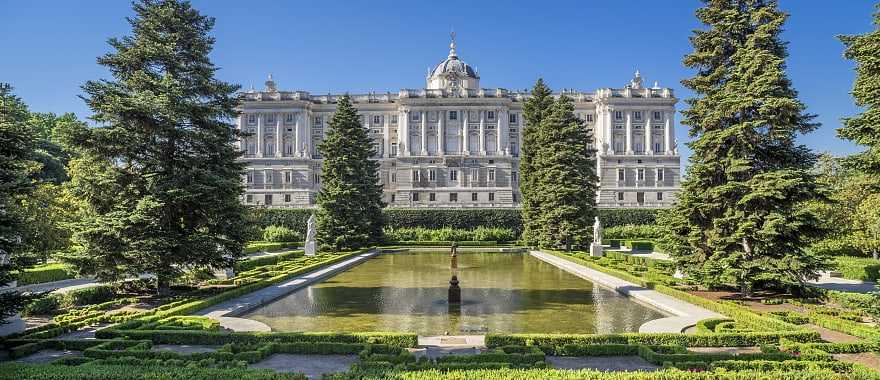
[262,225,302,243]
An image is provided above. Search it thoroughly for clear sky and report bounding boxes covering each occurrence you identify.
[1,1,876,167]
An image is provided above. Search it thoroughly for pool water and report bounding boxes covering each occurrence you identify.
[243,251,666,335]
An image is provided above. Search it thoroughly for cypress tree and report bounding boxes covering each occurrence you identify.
[839,5,880,177]
[532,95,598,249]
[62,0,248,294]
[0,84,40,321]
[519,79,554,246]
[316,95,384,250]
[662,0,826,296]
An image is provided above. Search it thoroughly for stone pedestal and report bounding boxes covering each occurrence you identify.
[590,243,604,257]
[305,241,316,257]
[448,275,461,304]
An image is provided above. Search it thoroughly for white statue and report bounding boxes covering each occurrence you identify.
[305,214,317,256]
[593,216,603,245]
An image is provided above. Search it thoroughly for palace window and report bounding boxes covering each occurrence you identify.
[391,115,398,124]
[657,192,664,201]
[391,144,398,156]
[412,192,420,202]
[284,172,292,183]
[391,194,396,203]
[511,171,518,183]
[373,115,381,125]
[653,111,662,120]
[264,142,274,156]
[637,169,645,181]
[264,194,273,205]
[654,142,662,152]
[313,174,320,184]
[284,194,291,203]
[586,114,594,123]
[412,112,421,121]
[429,169,436,181]
[617,192,624,201]
[314,116,323,126]
[509,113,518,124]
[450,193,458,202]
[449,111,458,120]
[656,168,664,181]
[246,194,253,203]
[247,114,256,125]
[471,192,478,201]
[285,113,294,124]
[412,170,421,182]
[488,192,495,202]
[634,111,642,120]
[488,169,496,181]
[429,192,436,202]
[449,170,458,181]
[429,112,437,122]
[487,111,495,120]
[266,114,276,124]
[246,172,253,183]
[615,111,623,120]
[390,172,397,183]
[470,168,479,180]
[617,168,625,181]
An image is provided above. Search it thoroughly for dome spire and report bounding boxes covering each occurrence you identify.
[448,30,457,58]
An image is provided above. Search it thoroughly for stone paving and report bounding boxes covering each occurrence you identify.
[151,344,219,354]
[809,272,877,294]
[249,354,358,379]
[14,349,82,364]
[529,250,721,333]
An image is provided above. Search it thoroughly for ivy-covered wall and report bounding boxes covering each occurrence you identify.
[253,208,659,235]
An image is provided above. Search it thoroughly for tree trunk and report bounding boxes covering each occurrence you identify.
[741,237,754,298]
[157,276,171,297]
[873,250,878,261]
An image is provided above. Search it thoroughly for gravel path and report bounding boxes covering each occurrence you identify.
[547,356,659,371]
[250,354,358,379]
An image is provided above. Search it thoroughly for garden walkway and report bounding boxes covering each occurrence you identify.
[808,272,877,294]
[530,250,721,333]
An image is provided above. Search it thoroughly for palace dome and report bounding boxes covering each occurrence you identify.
[430,54,478,79]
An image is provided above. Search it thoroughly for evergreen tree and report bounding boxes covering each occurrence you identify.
[532,95,598,249]
[839,5,880,176]
[519,79,555,246]
[316,95,384,250]
[61,0,248,294]
[662,0,826,296]
[0,83,40,321]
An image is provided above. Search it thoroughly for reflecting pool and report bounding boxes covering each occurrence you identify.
[243,251,666,334]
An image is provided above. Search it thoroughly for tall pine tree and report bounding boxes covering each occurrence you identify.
[532,96,598,249]
[62,0,248,294]
[839,5,880,177]
[0,84,40,322]
[520,79,555,246]
[662,0,826,296]
[316,95,384,250]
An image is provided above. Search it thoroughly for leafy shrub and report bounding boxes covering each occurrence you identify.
[625,240,654,251]
[22,296,60,316]
[61,284,116,306]
[767,311,810,325]
[383,227,516,243]
[833,256,880,282]
[235,250,303,272]
[262,225,302,243]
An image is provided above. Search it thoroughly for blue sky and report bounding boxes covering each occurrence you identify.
[1,1,876,167]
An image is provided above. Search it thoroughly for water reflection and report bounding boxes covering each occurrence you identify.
[244,252,666,334]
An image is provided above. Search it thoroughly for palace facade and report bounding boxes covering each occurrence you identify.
[236,37,680,208]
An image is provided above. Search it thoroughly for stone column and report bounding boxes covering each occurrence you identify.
[383,113,391,158]
[625,111,633,154]
[644,110,652,154]
[292,112,302,158]
[401,110,409,156]
[256,113,263,157]
[479,110,486,155]
[237,114,246,152]
[605,107,614,154]
[498,109,508,155]
[275,114,283,157]
[304,110,312,158]
[664,111,673,154]
[462,108,468,154]
[438,110,445,155]
[420,110,428,156]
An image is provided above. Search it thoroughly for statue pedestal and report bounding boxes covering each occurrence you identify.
[590,243,604,257]
[305,241,317,256]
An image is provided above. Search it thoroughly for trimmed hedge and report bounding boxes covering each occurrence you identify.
[624,240,654,251]
[0,363,304,380]
[22,284,118,316]
[604,225,664,240]
[833,256,880,282]
[255,208,660,235]
[98,327,418,348]
[485,330,821,349]
[235,250,304,272]
[384,227,517,243]
[15,262,75,285]
[244,241,301,254]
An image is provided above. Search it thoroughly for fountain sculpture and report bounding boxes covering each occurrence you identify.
[448,242,461,304]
